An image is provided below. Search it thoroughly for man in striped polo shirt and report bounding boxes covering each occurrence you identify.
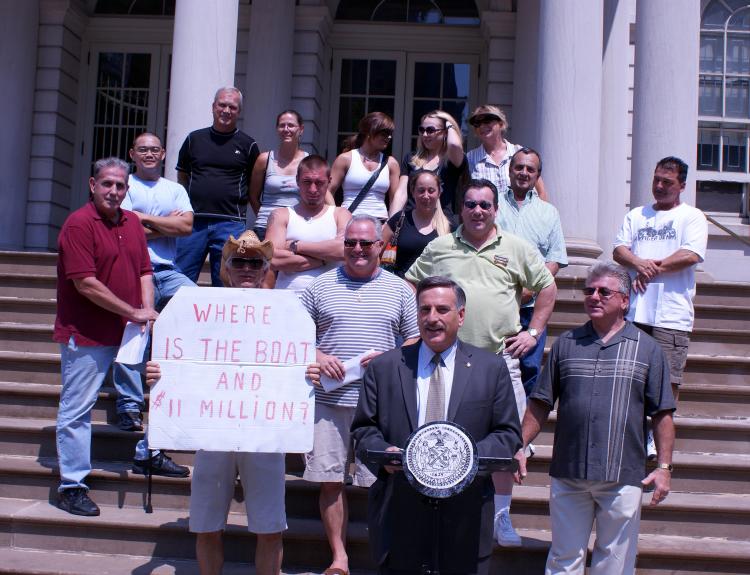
[300,214,420,575]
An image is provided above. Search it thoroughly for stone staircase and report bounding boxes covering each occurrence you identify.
[0,250,748,574]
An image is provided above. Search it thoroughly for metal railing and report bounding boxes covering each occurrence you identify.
[705,214,750,248]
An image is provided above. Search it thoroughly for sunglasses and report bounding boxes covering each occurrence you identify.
[374,129,393,139]
[463,200,494,211]
[229,257,265,270]
[582,287,624,299]
[344,239,378,249]
[418,126,445,136]
[469,115,498,127]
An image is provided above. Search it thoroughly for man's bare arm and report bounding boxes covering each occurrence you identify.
[73,276,158,323]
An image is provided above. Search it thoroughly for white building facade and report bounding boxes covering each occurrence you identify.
[1,0,747,280]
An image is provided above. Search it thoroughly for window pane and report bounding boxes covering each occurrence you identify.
[369,60,397,95]
[443,63,470,98]
[697,181,744,212]
[414,63,442,97]
[727,34,750,74]
[728,7,750,30]
[338,97,367,132]
[336,0,479,24]
[441,100,468,131]
[699,75,723,115]
[369,97,395,119]
[700,34,724,73]
[723,131,748,171]
[701,1,731,30]
[725,77,750,118]
[697,128,720,170]
[340,59,368,94]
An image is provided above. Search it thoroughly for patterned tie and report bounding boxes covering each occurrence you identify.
[425,353,445,423]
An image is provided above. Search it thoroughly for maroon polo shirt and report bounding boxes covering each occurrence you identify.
[54,201,152,347]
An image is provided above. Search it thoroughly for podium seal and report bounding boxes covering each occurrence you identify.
[402,421,478,498]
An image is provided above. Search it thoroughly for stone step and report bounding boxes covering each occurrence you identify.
[0,381,120,422]
[0,251,58,274]
[0,272,57,298]
[676,383,750,418]
[0,296,57,323]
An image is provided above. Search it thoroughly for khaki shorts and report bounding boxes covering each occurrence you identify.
[501,350,527,421]
[303,402,375,487]
[189,450,287,534]
[634,323,690,386]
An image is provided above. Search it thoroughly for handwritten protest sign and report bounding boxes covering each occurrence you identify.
[148,287,316,453]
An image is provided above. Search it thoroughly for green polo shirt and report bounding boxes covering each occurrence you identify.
[405,225,554,353]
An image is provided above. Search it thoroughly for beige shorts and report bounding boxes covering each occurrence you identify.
[189,450,287,534]
[303,402,375,487]
[502,350,527,421]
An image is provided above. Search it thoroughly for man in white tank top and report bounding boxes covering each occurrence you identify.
[265,155,352,294]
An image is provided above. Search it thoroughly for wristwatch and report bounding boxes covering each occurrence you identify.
[289,240,299,254]
[656,463,673,472]
[445,122,454,130]
[527,328,539,339]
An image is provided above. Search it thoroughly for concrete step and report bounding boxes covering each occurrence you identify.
[0,322,58,354]
[0,381,120,422]
[0,297,57,323]
[677,383,750,418]
[0,272,57,298]
[0,251,58,274]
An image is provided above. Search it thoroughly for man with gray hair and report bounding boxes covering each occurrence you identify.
[175,86,260,286]
[515,261,676,575]
[301,214,420,575]
[54,157,159,516]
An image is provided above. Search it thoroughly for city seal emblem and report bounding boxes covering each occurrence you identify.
[402,421,478,498]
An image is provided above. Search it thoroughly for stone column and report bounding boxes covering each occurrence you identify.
[511,0,540,147]
[536,0,604,271]
[631,0,700,208]
[244,0,295,150]
[0,0,38,249]
[598,0,631,257]
[165,0,239,180]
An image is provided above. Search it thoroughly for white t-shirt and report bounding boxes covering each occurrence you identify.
[122,175,194,266]
[614,202,707,331]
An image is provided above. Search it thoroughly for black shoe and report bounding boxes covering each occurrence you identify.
[57,488,100,516]
[117,411,143,431]
[133,451,190,478]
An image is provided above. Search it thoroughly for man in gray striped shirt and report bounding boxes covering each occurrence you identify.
[515,261,675,575]
[300,214,420,575]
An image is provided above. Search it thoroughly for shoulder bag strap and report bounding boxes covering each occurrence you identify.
[347,154,388,214]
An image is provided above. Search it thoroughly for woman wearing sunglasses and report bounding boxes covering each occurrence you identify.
[391,109,467,218]
[248,109,308,240]
[466,104,548,201]
[382,170,456,278]
[327,111,401,220]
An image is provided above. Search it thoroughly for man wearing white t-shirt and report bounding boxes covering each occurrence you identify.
[614,156,708,409]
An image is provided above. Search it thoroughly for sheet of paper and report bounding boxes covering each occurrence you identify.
[115,321,150,365]
[320,349,376,393]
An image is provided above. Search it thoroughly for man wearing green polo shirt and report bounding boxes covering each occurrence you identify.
[405,178,557,547]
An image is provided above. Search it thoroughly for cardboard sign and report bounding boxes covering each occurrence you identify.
[148,287,316,453]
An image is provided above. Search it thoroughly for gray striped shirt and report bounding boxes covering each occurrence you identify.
[300,267,419,407]
[531,321,675,486]
[467,141,524,193]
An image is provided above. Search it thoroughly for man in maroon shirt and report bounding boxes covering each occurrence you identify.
[54,157,159,516]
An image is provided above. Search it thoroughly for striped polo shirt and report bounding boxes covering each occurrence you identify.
[300,267,419,407]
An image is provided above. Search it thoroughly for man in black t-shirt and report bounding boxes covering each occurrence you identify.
[175,86,260,286]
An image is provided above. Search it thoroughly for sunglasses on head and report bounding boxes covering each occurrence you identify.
[229,257,265,270]
[418,126,445,136]
[463,199,494,211]
[344,239,377,249]
[582,287,624,299]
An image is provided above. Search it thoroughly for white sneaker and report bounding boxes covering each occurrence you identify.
[646,430,657,460]
[494,509,522,547]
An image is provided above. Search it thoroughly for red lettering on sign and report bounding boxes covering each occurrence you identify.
[200,400,213,417]
[256,340,267,363]
[194,303,211,322]
[265,401,276,420]
[263,305,271,324]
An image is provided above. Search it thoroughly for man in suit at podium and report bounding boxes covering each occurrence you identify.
[351,276,522,575]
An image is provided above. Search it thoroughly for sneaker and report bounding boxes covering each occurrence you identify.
[117,411,143,432]
[494,509,522,547]
[57,488,100,516]
[133,451,190,478]
[646,430,657,460]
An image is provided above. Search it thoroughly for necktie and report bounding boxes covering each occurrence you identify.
[425,353,445,423]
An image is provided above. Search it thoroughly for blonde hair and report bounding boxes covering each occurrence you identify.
[408,170,451,236]
[410,110,462,170]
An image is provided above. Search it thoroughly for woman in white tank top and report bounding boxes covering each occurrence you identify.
[248,110,309,239]
[327,112,401,221]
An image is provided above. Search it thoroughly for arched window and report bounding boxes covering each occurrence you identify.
[335,0,479,25]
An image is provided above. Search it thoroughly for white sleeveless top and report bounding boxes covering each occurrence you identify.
[341,149,389,219]
[276,205,339,294]
[256,150,308,230]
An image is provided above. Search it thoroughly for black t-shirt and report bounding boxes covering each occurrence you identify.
[176,126,259,220]
[401,153,468,216]
[386,209,458,278]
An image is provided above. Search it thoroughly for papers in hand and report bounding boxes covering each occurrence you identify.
[320,349,376,393]
[115,321,150,365]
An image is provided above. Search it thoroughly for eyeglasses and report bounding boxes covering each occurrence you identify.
[418,126,445,136]
[463,199,494,211]
[229,257,265,270]
[344,239,377,249]
[469,115,498,127]
[582,287,625,299]
[374,129,393,139]
[134,146,163,154]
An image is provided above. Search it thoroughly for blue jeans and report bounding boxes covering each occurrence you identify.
[175,217,245,286]
[57,336,119,491]
[153,267,196,311]
[519,306,547,396]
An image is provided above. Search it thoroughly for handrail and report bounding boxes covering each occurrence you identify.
[705,214,750,248]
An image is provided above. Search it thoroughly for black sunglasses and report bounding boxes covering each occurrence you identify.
[229,257,265,270]
[374,129,393,138]
[463,199,494,211]
[469,115,498,127]
[344,239,377,249]
[418,126,445,135]
[582,287,624,299]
